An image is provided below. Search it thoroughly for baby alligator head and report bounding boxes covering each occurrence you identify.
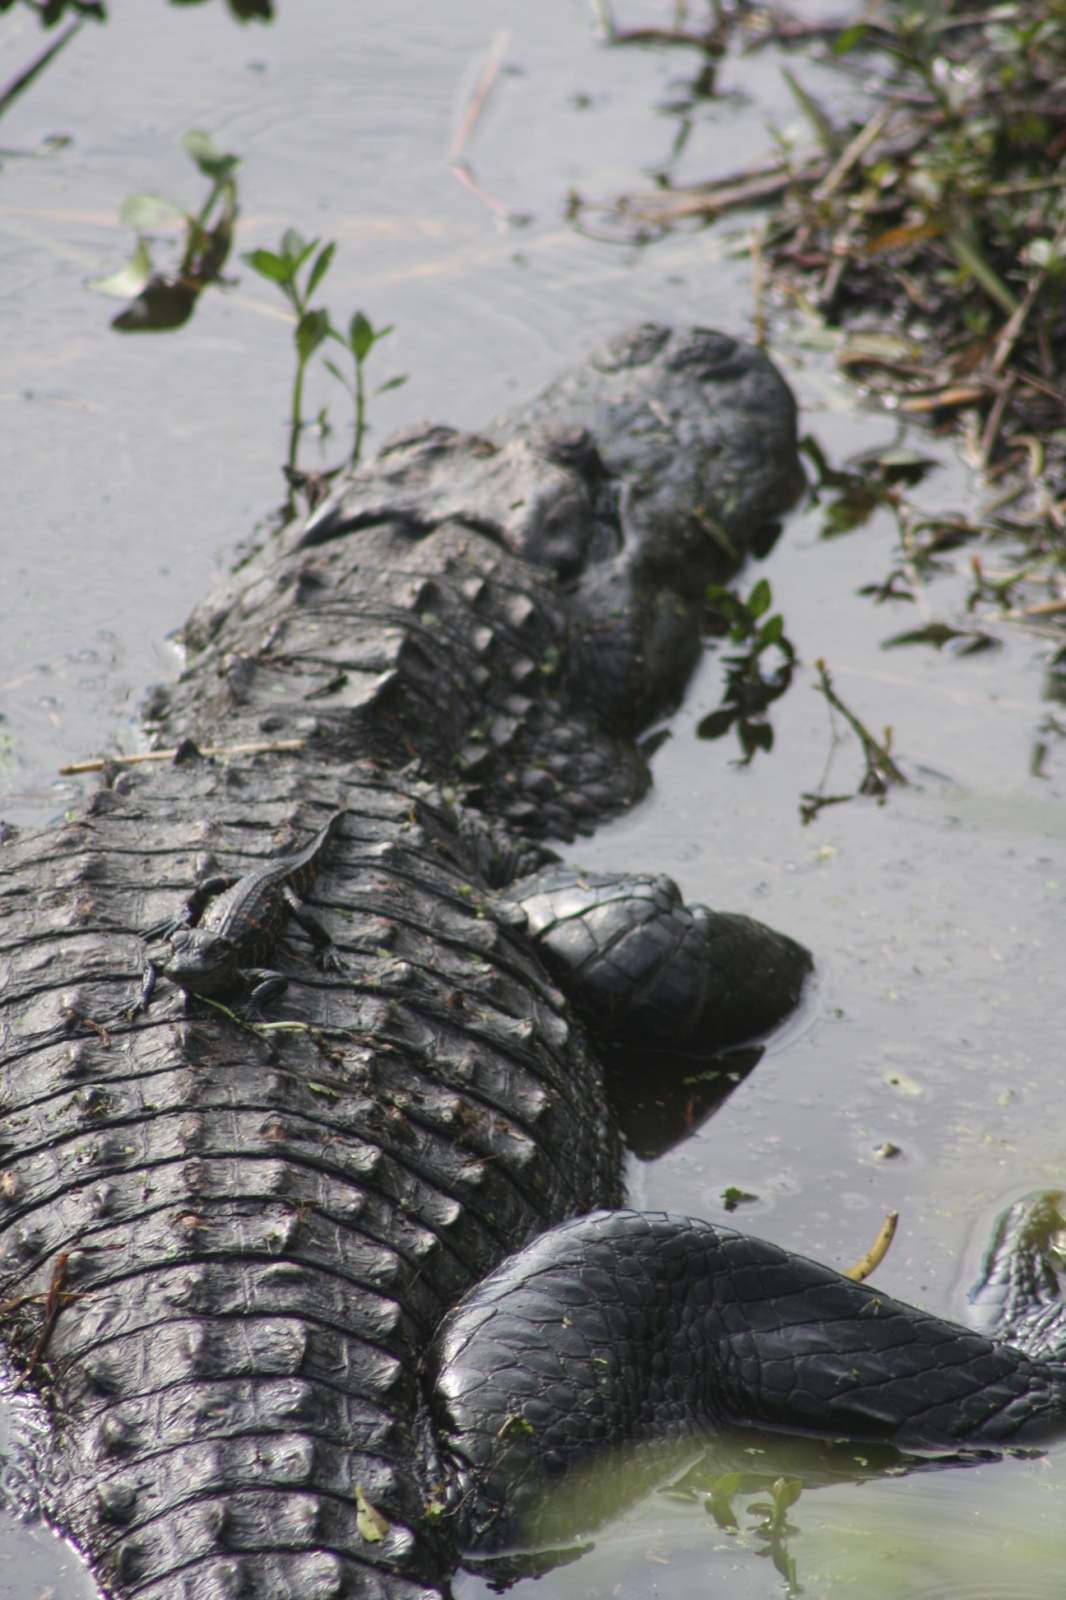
[161,926,241,997]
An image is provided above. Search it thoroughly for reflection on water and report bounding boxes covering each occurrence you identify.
[605,1042,764,1160]
[460,1431,1066,1600]
[4,2,1066,1598]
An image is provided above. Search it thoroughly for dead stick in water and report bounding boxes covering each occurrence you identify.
[843,1212,899,1282]
[751,218,767,349]
[59,738,306,775]
[450,30,509,163]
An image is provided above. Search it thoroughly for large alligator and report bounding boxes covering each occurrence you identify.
[1,325,1064,1600]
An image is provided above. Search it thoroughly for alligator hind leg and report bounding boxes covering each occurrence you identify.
[281,885,344,972]
[504,865,811,1053]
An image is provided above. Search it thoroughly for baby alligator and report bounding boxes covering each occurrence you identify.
[135,808,346,1017]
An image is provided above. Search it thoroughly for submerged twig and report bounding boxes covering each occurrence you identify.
[449,32,529,224]
[751,218,767,349]
[450,31,509,164]
[812,660,907,793]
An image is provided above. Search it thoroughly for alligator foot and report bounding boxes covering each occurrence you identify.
[125,959,158,1020]
[505,866,812,1054]
[281,885,344,973]
[241,968,289,1021]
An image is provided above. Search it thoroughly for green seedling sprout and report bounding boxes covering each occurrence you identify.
[243,235,406,482]
[242,229,335,471]
[324,312,406,470]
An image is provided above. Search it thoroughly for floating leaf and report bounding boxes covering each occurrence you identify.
[882,621,1000,654]
[87,237,153,299]
[721,1186,758,1212]
[354,1483,389,1543]
[119,191,186,229]
[864,222,939,256]
[838,331,922,365]
[867,449,938,488]
[182,129,240,181]
[111,278,198,332]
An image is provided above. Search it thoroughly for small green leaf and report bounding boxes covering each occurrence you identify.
[696,708,737,741]
[374,374,408,394]
[323,357,353,393]
[87,237,153,299]
[773,1477,803,1512]
[747,578,772,619]
[498,1411,534,1437]
[281,227,317,271]
[349,310,374,361]
[759,613,785,648]
[833,22,868,54]
[353,1483,388,1543]
[119,192,186,229]
[721,1185,758,1212]
[111,278,199,332]
[241,247,292,285]
[305,239,336,298]
[296,308,331,362]
[183,129,240,181]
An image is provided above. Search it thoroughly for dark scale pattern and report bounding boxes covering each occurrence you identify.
[0,326,816,1598]
[433,1211,1066,1553]
[506,867,812,1051]
[0,765,622,1598]
[170,502,652,845]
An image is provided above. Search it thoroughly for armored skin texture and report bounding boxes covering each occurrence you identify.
[2,326,1061,1600]
[432,1205,1066,1562]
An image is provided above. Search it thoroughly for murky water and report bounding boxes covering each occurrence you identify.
[2,2,1066,1596]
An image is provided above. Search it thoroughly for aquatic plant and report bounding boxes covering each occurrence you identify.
[575,0,1066,627]
[88,130,239,331]
[241,231,405,482]
[698,576,796,762]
